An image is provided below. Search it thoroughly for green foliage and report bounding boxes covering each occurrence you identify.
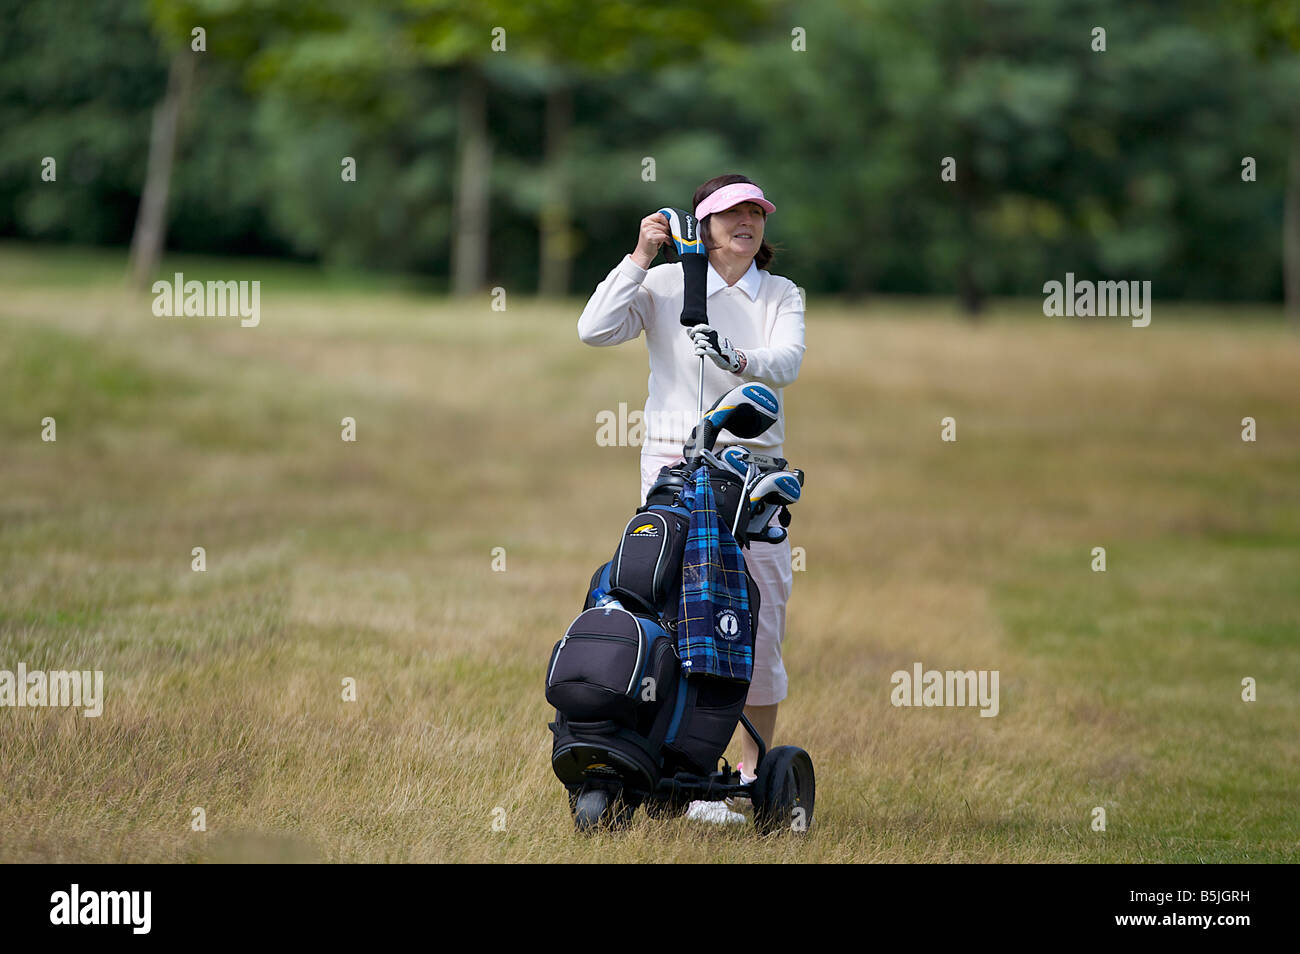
[404,0,771,72]
[1234,0,1300,53]
[1,0,1295,299]
[0,0,165,244]
[251,81,457,272]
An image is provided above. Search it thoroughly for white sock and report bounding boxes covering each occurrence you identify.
[738,762,757,786]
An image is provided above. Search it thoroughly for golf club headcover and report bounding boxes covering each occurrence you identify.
[748,471,803,508]
[719,446,751,479]
[682,420,720,463]
[742,501,788,545]
[657,207,704,262]
[657,208,708,329]
[746,451,789,472]
[683,383,780,462]
[679,254,708,329]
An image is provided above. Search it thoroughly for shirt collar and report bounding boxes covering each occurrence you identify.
[706,258,762,301]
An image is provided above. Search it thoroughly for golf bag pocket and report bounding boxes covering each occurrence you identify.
[708,474,745,539]
[546,608,674,726]
[664,676,750,777]
[635,627,680,734]
[609,507,690,611]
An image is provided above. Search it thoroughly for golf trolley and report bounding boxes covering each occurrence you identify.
[545,379,816,834]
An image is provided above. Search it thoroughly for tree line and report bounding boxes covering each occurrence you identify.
[1,0,1297,316]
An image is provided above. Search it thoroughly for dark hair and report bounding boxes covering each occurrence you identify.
[692,173,777,270]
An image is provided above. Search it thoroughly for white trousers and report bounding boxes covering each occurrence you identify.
[639,452,792,706]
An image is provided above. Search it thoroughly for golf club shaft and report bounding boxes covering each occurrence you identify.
[696,355,704,425]
[677,246,709,458]
[732,462,756,539]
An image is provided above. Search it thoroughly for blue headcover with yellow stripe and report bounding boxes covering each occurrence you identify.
[676,464,753,682]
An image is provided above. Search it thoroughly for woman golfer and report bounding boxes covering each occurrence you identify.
[576,173,806,823]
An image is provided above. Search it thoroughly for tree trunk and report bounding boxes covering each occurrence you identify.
[954,122,983,319]
[127,51,196,290]
[452,66,492,296]
[539,83,573,297]
[1285,106,1300,325]
[957,197,984,317]
[958,258,984,316]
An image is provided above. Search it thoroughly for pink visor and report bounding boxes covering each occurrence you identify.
[694,182,775,220]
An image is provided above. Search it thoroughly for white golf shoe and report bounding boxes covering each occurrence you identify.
[685,800,747,825]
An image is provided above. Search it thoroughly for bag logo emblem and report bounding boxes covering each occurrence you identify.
[715,609,741,641]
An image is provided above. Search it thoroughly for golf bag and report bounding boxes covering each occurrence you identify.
[546,460,760,805]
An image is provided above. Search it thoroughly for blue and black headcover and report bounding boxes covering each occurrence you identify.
[676,463,753,682]
[683,382,780,463]
[658,207,708,330]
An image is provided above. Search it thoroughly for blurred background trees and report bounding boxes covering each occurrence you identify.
[1,0,1295,314]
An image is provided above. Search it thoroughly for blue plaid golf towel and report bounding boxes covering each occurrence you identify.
[676,463,753,682]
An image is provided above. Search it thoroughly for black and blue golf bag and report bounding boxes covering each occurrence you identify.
[546,460,760,813]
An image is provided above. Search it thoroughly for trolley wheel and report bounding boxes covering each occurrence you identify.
[573,787,610,832]
[572,784,638,833]
[752,746,815,835]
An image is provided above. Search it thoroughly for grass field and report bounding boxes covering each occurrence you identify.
[1,243,1297,863]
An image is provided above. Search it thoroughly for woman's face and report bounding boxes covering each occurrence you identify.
[707,201,766,260]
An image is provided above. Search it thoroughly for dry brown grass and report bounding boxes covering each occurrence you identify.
[1,248,1297,862]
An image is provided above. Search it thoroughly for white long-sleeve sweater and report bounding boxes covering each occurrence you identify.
[577,253,806,458]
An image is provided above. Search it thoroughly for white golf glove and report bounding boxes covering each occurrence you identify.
[688,324,745,373]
